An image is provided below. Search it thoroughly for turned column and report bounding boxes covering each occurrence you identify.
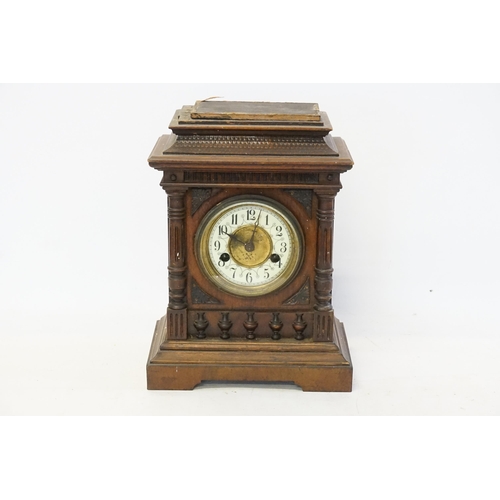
[313,187,340,341]
[164,186,188,339]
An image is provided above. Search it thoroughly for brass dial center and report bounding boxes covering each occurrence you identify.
[228,225,272,267]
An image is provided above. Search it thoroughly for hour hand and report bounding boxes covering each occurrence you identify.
[221,229,245,245]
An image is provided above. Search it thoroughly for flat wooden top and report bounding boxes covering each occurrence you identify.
[170,106,332,136]
[191,100,321,122]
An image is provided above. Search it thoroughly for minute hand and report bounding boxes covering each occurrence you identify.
[245,210,262,252]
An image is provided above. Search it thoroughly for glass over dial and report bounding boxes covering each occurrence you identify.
[195,196,304,297]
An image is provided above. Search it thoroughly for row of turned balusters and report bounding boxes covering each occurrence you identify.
[193,312,307,341]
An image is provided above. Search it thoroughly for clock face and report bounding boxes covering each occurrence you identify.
[195,196,304,297]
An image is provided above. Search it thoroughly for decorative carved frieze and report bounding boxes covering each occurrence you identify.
[184,171,319,185]
[164,135,339,157]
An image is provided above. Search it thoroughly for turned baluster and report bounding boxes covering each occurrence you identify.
[293,313,307,341]
[218,312,233,340]
[243,312,258,340]
[193,312,209,339]
[269,312,283,341]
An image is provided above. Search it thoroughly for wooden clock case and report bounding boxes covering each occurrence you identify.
[146,101,354,392]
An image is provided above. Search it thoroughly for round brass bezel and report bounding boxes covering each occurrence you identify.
[195,195,304,297]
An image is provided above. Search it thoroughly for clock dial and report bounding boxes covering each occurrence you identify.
[196,196,303,297]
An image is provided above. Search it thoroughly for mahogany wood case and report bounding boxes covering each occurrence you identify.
[146,101,354,392]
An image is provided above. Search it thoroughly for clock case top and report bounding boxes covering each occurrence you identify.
[148,101,353,341]
[149,100,353,170]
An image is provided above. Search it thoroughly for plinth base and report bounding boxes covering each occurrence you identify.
[146,314,353,392]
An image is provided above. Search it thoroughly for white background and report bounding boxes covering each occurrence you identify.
[2,2,500,499]
[2,83,499,416]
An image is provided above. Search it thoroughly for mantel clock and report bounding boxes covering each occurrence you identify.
[146,100,354,392]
